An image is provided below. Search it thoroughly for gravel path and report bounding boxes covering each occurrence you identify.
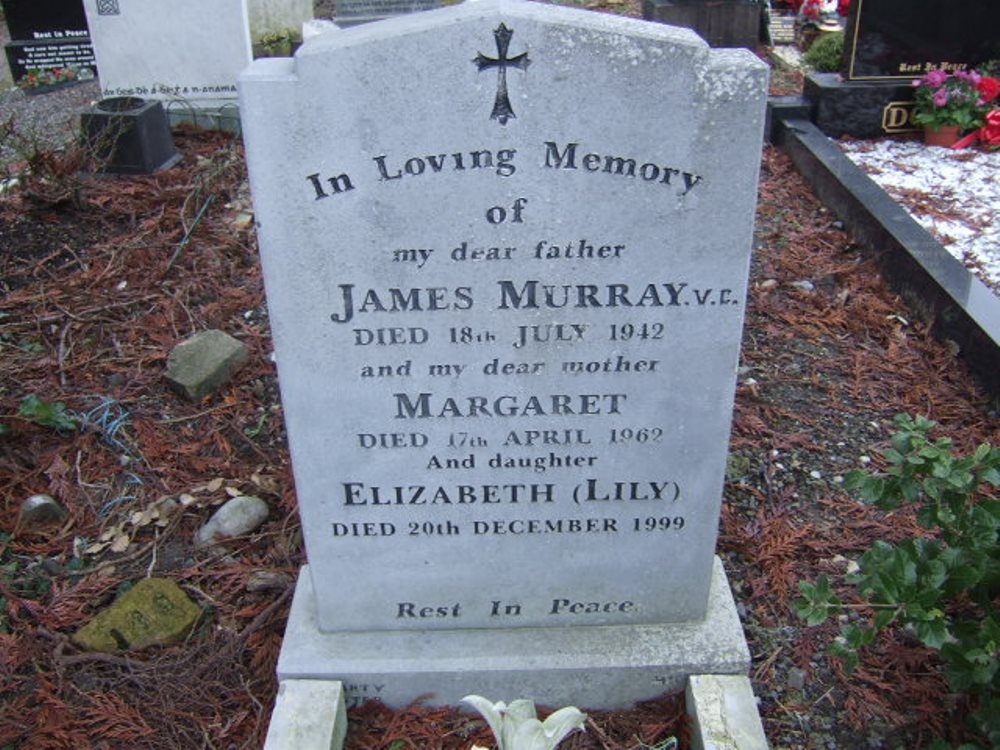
[0,16,102,166]
[0,80,101,166]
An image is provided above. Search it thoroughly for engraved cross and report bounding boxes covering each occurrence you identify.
[473,23,530,125]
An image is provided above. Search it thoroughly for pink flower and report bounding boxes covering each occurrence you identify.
[954,70,982,85]
[925,70,948,87]
[933,88,949,107]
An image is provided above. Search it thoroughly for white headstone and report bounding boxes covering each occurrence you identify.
[241,0,766,706]
[83,0,251,110]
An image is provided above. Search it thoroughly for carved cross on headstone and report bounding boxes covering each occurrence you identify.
[473,23,530,125]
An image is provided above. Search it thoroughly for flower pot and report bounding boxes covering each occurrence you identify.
[923,125,961,147]
[80,98,181,175]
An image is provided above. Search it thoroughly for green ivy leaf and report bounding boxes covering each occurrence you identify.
[18,395,77,431]
[946,565,982,594]
[873,608,896,630]
[914,619,949,650]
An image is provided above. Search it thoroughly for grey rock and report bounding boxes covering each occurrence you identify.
[787,666,807,691]
[247,570,292,592]
[791,279,815,292]
[196,495,269,547]
[19,494,67,525]
[165,329,249,401]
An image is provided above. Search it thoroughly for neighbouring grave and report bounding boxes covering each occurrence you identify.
[82,0,251,117]
[248,0,314,41]
[767,11,796,46]
[240,0,767,708]
[806,0,1000,137]
[2,0,96,88]
[642,0,762,48]
[334,0,442,27]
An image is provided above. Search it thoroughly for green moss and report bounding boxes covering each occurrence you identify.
[73,578,201,653]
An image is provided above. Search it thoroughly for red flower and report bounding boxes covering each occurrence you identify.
[802,0,822,20]
[977,77,1000,104]
[837,0,851,16]
[982,109,1000,145]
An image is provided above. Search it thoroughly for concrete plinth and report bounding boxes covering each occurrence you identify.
[277,557,750,709]
[263,679,347,750]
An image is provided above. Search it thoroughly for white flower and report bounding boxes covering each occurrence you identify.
[463,695,587,750]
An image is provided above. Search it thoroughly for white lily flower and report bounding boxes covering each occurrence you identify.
[462,695,587,750]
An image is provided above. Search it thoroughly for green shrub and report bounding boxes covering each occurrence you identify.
[796,414,999,749]
[804,31,844,73]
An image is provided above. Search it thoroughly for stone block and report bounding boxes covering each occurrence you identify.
[686,674,768,750]
[165,329,249,401]
[264,679,347,750]
[73,578,201,653]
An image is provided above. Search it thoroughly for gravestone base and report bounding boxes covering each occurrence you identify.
[277,557,750,709]
[804,72,919,139]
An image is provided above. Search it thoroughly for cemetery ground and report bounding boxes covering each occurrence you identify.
[1,36,999,750]
[2,128,998,750]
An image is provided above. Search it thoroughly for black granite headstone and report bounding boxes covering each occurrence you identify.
[2,0,95,86]
[3,0,90,42]
[643,0,764,48]
[4,40,97,84]
[844,0,1000,81]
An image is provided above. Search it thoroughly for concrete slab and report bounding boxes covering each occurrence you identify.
[276,556,750,709]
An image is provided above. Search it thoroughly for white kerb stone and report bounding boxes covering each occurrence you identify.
[264,679,347,750]
[686,675,769,750]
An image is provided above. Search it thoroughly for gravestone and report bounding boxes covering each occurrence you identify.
[240,0,766,708]
[247,0,314,44]
[767,11,796,46]
[3,0,89,40]
[334,0,441,27]
[843,0,1000,81]
[3,0,96,86]
[642,0,763,48]
[82,0,251,115]
[806,0,1000,137]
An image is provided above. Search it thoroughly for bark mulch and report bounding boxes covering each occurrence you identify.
[0,125,996,749]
